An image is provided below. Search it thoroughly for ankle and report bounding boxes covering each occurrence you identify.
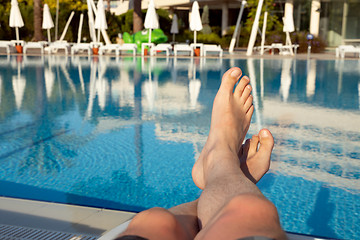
[204,147,240,172]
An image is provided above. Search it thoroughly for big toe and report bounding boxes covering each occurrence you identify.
[257,129,274,161]
[219,67,242,94]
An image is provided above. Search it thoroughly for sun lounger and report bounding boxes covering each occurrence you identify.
[118,43,137,57]
[190,43,204,56]
[0,41,12,54]
[71,43,92,56]
[336,45,360,58]
[47,41,71,55]
[271,43,299,56]
[253,44,298,55]
[141,43,155,56]
[151,43,172,56]
[99,43,118,55]
[174,44,193,57]
[23,41,47,55]
[203,44,223,57]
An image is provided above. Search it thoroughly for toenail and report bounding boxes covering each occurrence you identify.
[231,69,241,78]
[260,130,270,137]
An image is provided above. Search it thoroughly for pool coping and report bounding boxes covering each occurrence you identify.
[0,48,359,61]
[0,196,135,238]
[0,196,331,240]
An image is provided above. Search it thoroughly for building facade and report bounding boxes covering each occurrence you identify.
[107,0,360,47]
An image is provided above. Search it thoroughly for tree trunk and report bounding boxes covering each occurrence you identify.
[107,0,111,12]
[133,0,143,33]
[33,0,43,41]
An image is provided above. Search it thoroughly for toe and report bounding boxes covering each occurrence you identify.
[240,84,252,104]
[248,135,259,156]
[234,76,250,97]
[246,105,254,120]
[256,129,274,164]
[219,67,242,95]
[244,95,253,111]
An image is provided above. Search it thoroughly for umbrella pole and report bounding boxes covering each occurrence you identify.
[47,29,51,43]
[97,29,101,43]
[149,29,152,43]
[77,13,84,44]
[173,33,175,42]
[15,27,20,43]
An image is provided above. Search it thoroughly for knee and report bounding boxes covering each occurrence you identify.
[131,207,180,232]
[224,194,280,221]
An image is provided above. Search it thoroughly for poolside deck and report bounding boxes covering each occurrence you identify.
[0,196,135,239]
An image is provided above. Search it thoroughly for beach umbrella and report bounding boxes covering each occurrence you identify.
[42,4,54,42]
[144,0,159,43]
[9,0,24,42]
[283,1,295,55]
[87,0,96,42]
[12,63,26,110]
[94,0,107,43]
[189,1,202,44]
[170,14,179,42]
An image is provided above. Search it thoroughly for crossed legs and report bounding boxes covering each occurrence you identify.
[116,67,286,240]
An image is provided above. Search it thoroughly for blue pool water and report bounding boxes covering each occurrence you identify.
[0,55,359,239]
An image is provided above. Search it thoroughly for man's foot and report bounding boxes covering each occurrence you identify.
[239,129,274,183]
[192,67,254,190]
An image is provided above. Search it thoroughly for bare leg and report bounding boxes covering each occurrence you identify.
[116,128,275,240]
[192,67,286,239]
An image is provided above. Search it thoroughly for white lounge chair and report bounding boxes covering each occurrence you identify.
[118,43,137,57]
[141,43,155,56]
[174,44,193,57]
[0,41,12,54]
[71,43,92,56]
[269,43,299,56]
[336,45,360,58]
[203,44,223,57]
[47,41,71,55]
[151,43,172,56]
[23,41,47,55]
[99,44,118,55]
[190,43,204,56]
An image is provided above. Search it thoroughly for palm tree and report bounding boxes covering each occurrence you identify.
[107,0,110,11]
[33,0,43,41]
[133,0,142,33]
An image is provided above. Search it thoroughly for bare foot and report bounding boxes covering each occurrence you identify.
[239,129,274,183]
[192,67,254,190]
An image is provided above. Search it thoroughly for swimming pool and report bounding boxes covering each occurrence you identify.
[0,55,359,239]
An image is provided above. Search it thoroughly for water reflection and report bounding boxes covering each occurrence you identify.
[0,55,359,239]
[12,58,26,109]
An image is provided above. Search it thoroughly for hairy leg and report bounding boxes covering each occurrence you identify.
[192,67,286,239]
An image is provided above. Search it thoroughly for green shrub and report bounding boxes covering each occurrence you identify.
[290,31,327,53]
